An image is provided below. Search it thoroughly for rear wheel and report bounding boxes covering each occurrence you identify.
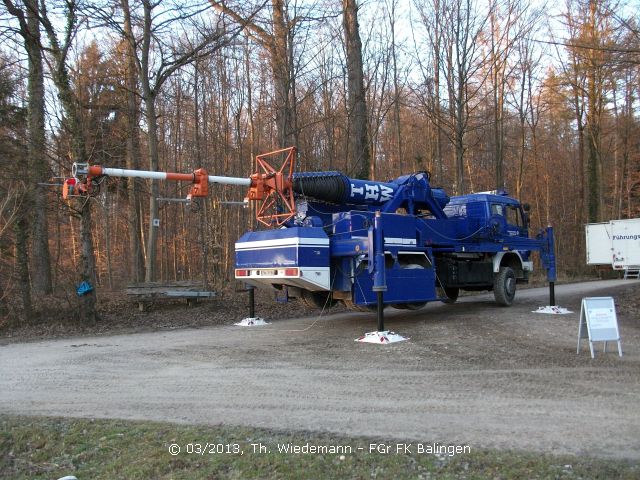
[493,266,516,306]
[300,290,336,309]
[391,302,427,310]
[343,297,378,312]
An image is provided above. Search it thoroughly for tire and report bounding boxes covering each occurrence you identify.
[300,290,336,309]
[392,302,427,310]
[343,297,378,312]
[438,286,459,304]
[493,266,516,306]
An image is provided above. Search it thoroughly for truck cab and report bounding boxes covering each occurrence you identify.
[435,191,534,305]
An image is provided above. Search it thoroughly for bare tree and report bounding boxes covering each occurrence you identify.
[1,0,52,294]
[441,0,490,194]
[209,1,298,148]
[412,0,447,182]
[105,0,247,282]
[36,0,99,321]
[506,30,542,199]
[486,0,534,190]
[342,0,370,178]
[0,59,31,318]
[119,0,145,283]
[560,0,622,222]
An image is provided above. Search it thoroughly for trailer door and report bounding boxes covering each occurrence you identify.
[585,223,612,265]
[611,219,640,269]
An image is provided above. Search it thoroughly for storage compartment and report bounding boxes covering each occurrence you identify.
[435,257,493,287]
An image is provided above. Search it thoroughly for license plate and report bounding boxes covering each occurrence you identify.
[259,269,277,276]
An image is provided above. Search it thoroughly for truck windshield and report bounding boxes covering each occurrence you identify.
[491,203,523,227]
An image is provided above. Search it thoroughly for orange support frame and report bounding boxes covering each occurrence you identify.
[247,147,297,227]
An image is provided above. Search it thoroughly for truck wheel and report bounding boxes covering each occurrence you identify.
[300,290,335,309]
[439,287,459,304]
[494,266,516,306]
[391,302,426,310]
[343,297,378,312]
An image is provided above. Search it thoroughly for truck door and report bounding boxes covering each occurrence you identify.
[490,203,526,237]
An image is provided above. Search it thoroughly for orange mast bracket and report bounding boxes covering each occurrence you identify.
[247,146,297,227]
[185,168,208,199]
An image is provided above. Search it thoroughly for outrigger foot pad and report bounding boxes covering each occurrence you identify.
[355,331,408,344]
[235,317,270,326]
[533,306,573,314]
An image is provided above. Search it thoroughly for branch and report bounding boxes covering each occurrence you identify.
[208,0,272,47]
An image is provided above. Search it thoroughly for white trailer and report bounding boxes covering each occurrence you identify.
[586,218,640,276]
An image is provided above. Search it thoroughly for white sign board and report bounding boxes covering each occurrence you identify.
[577,297,623,358]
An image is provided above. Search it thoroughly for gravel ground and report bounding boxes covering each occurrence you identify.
[0,279,639,460]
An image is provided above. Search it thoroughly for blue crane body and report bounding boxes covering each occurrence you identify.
[235,170,557,310]
[65,147,556,311]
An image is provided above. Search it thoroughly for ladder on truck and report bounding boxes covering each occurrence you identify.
[623,266,640,279]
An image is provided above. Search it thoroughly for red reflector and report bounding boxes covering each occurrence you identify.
[235,269,248,277]
[284,268,299,276]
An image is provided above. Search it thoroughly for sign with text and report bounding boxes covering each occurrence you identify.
[577,297,623,358]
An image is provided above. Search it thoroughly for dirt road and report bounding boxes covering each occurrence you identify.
[1,280,639,459]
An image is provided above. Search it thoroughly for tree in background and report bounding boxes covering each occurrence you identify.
[95,0,248,282]
[2,0,52,294]
[561,0,621,222]
[0,58,30,319]
[209,1,298,148]
[37,0,99,321]
[119,0,145,283]
[343,0,370,178]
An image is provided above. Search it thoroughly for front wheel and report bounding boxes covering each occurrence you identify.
[493,266,516,306]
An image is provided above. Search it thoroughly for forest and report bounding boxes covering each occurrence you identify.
[0,0,638,321]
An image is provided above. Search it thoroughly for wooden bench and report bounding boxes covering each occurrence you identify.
[126,281,216,311]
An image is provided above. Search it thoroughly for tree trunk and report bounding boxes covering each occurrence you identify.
[388,0,402,175]
[79,200,97,319]
[433,0,443,182]
[121,0,145,283]
[585,122,601,222]
[144,94,160,282]
[24,0,52,295]
[141,0,160,282]
[584,2,604,223]
[14,197,32,320]
[454,91,466,195]
[343,0,370,179]
[271,0,295,147]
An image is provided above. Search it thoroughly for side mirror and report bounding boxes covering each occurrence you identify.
[521,204,530,228]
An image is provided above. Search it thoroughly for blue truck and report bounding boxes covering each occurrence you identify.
[235,170,556,311]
